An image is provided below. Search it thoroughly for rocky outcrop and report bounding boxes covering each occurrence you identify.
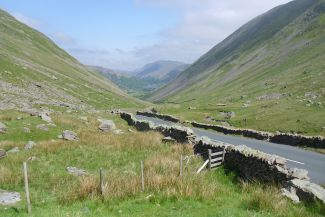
[136,111,180,123]
[192,122,325,148]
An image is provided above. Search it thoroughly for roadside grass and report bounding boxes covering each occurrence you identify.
[0,110,324,216]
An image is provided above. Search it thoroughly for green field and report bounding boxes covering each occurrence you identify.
[0,110,324,216]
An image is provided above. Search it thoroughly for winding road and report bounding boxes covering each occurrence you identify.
[135,115,325,184]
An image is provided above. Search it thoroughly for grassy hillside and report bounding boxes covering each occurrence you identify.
[1,110,324,216]
[0,9,144,111]
[148,0,325,136]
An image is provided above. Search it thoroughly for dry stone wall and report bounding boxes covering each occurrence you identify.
[120,111,325,204]
[192,122,325,148]
[136,111,181,123]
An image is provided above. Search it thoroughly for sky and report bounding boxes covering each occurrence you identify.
[0,0,291,71]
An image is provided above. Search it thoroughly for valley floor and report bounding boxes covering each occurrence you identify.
[0,109,324,216]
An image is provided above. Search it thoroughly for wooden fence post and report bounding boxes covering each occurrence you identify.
[208,149,212,170]
[179,155,183,177]
[99,168,103,195]
[23,162,31,214]
[141,160,144,192]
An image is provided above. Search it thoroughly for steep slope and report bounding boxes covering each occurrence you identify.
[135,60,189,81]
[0,9,143,111]
[148,0,325,135]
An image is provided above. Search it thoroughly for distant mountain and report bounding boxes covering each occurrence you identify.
[0,8,143,111]
[147,0,325,134]
[135,60,189,82]
[90,60,189,97]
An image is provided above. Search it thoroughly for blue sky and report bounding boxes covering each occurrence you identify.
[0,0,291,70]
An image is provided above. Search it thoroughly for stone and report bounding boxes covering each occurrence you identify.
[162,136,176,143]
[0,190,21,205]
[0,149,6,159]
[67,167,87,176]
[289,179,325,203]
[128,129,134,132]
[288,168,309,180]
[0,122,7,133]
[24,141,36,150]
[16,116,23,120]
[62,130,79,141]
[36,124,49,131]
[281,187,300,203]
[23,127,31,133]
[99,120,116,132]
[7,147,19,153]
[40,113,52,123]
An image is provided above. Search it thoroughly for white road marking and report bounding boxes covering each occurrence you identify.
[285,158,305,165]
[210,139,306,165]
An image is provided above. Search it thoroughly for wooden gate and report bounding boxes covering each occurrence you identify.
[208,148,225,170]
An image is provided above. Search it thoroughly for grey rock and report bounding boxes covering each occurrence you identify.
[288,168,309,180]
[62,130,79,141]
[67,166,87,176]
[36,124,49,131]
[0,122,7,133]
[99,119,116,132]
[0,149,6,159]
[16,116,23,120]
[289,179,325,203]
[7,147,19,153]
[40,113,52,123]
[24,141,36,150]
[0,190,21,205]
[281,187,300,203]
[47,123,56,128]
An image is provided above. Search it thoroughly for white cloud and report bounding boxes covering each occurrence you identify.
[11,12,42,29]
[132,0,292,66]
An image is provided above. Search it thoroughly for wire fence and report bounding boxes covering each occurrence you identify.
[9,153,204,214]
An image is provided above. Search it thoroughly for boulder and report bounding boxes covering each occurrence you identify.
[0,122,7,133]
[67,167,87,176]
[62,130,79,141]
[0,190,21,205]
[99,120,116,132]
[40,113,52,123]
[0,149,6,159]
[24,141,36,150]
